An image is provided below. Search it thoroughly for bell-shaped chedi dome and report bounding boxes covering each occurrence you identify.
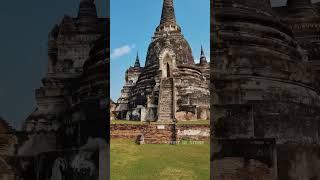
[214,0,314,85]
[213,2,320,179]
[131,0,196,104]
[132,0,196,101]
[213,0,320,140]
[274,0,320,79]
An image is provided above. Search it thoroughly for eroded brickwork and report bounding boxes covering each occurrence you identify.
[212,0,320,179]
[0,0,109,179]
[111,124,209,144]
[114,0,210,122]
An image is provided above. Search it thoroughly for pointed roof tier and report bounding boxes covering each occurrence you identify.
[160,0,176,25]
[154,0,182,36]
[200,45,207,65]
[143,0,194,67]
[134,52,141,68]
[127,52,143,73]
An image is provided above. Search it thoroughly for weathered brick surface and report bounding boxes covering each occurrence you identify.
[213,158,274,180]
[111,124,210,143]
[212,139,276,180]
[1,1,109,179]
[143,124,175,144]
[277,144,320,180]
[212,0,320,179]
[110,124,147,140]
[177,124,210,141]
[158,78,174,121]
[114,0,210,122]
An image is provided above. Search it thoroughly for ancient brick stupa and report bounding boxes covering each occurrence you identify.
[274,0,320,79]
[24,0,106,132]
[0,0,110,179]
[212,0,320,179]
[115,0,210,122]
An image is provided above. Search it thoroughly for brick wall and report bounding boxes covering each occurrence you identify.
[110,124,146,140]
[177,124,210,141]
[212,139,277,180]
[110,124,210,143]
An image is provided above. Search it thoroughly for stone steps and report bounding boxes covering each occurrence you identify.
[158,78,174,121]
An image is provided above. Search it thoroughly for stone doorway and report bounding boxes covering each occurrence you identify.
[166,63,171,78]
[159,49,176,78]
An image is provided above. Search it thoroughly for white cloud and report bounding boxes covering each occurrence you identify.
[111,44,136,59]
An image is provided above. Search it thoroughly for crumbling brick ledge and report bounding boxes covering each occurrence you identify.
[110,124,210,144]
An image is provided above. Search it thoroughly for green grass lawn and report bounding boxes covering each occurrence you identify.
[110,139,210,180]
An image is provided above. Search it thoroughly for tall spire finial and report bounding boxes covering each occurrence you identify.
[200,45,207,65]
[154,0,181,36]
[134,52,141,67]
[160,0,176,25]
[201,45,205,57]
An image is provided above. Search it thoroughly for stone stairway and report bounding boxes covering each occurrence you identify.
[158,78,174,121]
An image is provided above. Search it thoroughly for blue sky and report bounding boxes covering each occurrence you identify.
[110,0,210,101]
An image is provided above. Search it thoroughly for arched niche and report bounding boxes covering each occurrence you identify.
[159,49,176,78]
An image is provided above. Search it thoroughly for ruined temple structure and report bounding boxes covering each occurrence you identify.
[212,0,320,179]
[274,0,320,80]
[110,99,117,120]
[115,0,210,122]
[24,0,106,132]
[0,0,109,179]
[0,118,17,179]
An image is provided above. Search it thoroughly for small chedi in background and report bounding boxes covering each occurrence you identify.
[114,0,210,122]
[0,0,109,179]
